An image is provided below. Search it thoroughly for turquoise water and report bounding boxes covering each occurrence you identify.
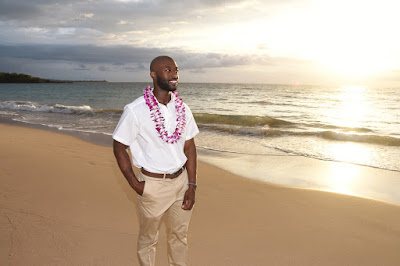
[1,82,400,203]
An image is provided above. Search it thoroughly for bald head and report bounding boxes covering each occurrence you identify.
[150,55,179,92]
[150,56,176,72]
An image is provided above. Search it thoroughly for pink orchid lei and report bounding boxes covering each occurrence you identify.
[143,86,186,143]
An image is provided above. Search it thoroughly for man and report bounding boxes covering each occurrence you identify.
[113,56,199,266]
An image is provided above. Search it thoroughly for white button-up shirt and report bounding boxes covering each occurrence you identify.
[112,90,199,174]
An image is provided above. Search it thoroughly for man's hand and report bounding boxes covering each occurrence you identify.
[135,181,145,196]
[113,140,144,196]
[182,187,196,210]
[183,138,197,210]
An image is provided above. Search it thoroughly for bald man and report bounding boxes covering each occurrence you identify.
[113,56,199,266]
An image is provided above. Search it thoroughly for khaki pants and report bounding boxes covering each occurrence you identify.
[136,169,193,266]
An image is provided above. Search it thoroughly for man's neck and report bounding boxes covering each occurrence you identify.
[153,87,172,105]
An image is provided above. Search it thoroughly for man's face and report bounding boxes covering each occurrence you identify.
[153,59,179,92]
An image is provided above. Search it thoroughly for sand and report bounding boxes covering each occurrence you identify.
[1,123,400,265]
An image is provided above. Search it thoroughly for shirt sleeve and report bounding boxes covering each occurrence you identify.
[112,105,139,146]
[184,105,199,140]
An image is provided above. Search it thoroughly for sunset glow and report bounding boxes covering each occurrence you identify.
[0,0,400,86]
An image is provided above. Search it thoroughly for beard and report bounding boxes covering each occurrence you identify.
[157,77,178,92]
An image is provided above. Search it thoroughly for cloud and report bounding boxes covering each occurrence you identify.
[75,13,94,21]
[0,41,319,83]
[74,64,90,71]
[0,43,293,71]
[97,65,107,71]
[0,0,86,21]
[0,0,41,19]
[0,0,281,33]
[257,44,269,50]
[171,21,189,25]
[5,0,395,86]
[0,41,343,85]
[0,0,294,50]
[0,44,161,65]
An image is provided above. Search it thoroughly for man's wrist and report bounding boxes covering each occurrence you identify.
[187,182,197,189]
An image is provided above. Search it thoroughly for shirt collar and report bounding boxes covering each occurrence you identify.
[150,87,176,106]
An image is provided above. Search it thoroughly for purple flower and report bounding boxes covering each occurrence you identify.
[144,86,186,144]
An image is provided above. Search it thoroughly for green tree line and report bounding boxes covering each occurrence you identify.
[0,72,53,83]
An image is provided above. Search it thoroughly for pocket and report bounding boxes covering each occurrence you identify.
[141,178,151,198]
[141,181,147,197]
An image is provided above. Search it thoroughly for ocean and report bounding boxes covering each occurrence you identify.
[1,82,399,203]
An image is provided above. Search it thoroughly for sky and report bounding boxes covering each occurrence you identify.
[1,0,400,87]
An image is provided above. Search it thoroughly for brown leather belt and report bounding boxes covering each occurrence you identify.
[141,166,185,179]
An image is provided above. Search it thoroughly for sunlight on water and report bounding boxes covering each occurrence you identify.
[329,142,372,164]
[325,142,372,196]
[336,86,368,129]
[323,135,374,197]
[327,162,360,196]
[323,88,377,197]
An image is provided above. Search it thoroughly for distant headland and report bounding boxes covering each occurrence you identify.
[0,72,107,83]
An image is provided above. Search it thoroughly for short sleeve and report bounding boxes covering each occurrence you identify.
[112,105,139,146]
[184,105,199,140]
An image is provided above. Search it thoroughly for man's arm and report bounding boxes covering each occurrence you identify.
[113,140,144,195]
[182,138,197,210]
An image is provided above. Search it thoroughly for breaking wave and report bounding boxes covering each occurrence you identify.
[0,100,122,115]
[194,113,294,127]
[194,113,399,147]
[1,102,398,147]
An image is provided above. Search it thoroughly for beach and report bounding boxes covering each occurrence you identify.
[1,123,400,265]
[1,82,400,206]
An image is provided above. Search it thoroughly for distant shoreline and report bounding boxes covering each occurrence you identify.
[0,72,107,83]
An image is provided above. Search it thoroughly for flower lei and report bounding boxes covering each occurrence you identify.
[143,86,186,143]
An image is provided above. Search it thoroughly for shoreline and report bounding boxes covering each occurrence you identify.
[198,147,400,206]
[1,123,400,265]
[0,116,113,147]
[2,118,400,206]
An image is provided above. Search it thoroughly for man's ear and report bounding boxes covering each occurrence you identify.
[150,71,156,79]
